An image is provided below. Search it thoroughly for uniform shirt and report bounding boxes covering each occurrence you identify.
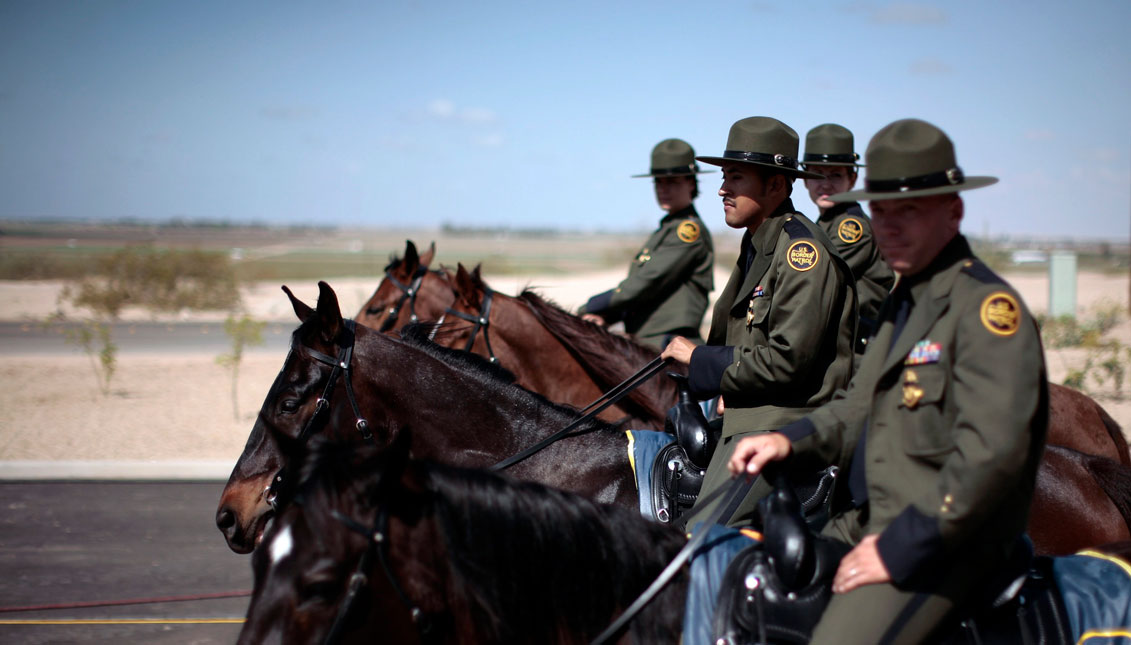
[580,205,714,348]
[687,198,857,437]
[782,235,1048,590]
[816,201,894,334]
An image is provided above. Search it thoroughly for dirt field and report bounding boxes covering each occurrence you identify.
[1,268,1128,464]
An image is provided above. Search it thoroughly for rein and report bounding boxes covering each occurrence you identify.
[489,355,670,471]
[372,266,429,333]
[443,287,498,363]
[265,320,374,510]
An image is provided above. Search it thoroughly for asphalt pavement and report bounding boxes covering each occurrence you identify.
[0,481,252,644]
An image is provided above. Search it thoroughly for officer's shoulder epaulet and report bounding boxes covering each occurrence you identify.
[782,215,812,240]
[959,258,1006,286]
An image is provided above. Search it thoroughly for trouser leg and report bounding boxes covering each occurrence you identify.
[809,582,958,645]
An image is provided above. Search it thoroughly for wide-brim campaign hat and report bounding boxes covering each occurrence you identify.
[802,123,863,168]
[696,117,824,180]
[631,138,714,178]
[830,119,998,202]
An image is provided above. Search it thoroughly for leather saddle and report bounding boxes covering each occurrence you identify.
[649,374,840,530]
[711,470,1072,645]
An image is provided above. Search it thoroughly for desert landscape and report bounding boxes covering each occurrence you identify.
[1,261,1129,474]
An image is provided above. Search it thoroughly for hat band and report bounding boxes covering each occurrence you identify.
[650,164,697,176]
[722,150,798,169]
[803,153,858,164]
[865,167,965,193]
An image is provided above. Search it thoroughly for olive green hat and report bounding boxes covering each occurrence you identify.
[830,119,998,202]
[802,123,863,168]
[631,138,714,178]
[696,117,824,180]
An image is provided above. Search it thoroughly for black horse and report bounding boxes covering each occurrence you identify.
[239,433,688,644]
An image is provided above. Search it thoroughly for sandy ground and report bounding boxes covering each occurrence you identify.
[1,269,1128,464]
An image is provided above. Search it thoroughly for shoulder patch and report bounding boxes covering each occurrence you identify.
[837,217,864,244]
[961,259,1005,286]
[676,220,700,243]
[980,292,1021,336]
[787,240,819,272]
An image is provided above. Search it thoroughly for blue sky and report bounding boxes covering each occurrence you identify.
[1,1,1128,239]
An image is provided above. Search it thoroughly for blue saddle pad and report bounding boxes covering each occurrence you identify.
[1053,549,1131,643]
[625,429,674,518]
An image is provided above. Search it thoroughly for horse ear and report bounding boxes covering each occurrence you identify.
[471,264,484,286]
[419,241,436,268]
[403,240,419,273]
[315,281,344,344]
[454,263,481,309]
[283,285,314,322]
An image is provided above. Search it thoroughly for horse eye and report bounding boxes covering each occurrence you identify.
[299,578,340,607]
[280,399,300,414]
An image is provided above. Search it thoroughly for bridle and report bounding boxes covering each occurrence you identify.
[443,287,498,364]
[265,320,374,510]
[370,265,432,333]
[318,501,436,645]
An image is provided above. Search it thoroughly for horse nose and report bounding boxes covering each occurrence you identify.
[216,506,235,531]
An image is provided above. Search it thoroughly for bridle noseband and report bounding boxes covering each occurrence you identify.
[371,266,428,333]
[444,287,498,364]
[265,320,374,510]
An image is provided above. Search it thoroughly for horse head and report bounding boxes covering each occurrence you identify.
[216,281,396,554]
[355,240,454,333]
[238,432,426,645]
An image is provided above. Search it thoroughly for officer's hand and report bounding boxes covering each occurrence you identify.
[832,535,891,593]
[716,396,725,416]
[660,336,696,365]
[726,433,791,478]
[581,313,606,326]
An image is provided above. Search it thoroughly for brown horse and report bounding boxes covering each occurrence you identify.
[434,263,681,429]
[238,435,686,644]
[1047,383,1130,466]
[216,281,638,554]
[354,240,454,333]
[1030,444,1131,554]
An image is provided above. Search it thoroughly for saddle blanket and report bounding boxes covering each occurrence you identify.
[1054,549,1131,644]
[625,429,674,518]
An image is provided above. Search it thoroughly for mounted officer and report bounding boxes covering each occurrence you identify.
[579,138,715,350]
[728,118,1048,643]
[660,117,857,530]
[801,123,895,352]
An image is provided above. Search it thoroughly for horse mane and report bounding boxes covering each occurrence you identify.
[299,437,685,643]
[517,289,683,423]
[399,322,518,385]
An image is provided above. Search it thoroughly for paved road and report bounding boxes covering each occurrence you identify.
[0,481,251,644]
[0,321,295,356]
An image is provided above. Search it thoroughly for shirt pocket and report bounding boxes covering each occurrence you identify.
[898,365,954,459]
[747,294,771,328]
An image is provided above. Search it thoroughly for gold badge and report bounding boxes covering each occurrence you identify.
[746,299,755,328]
[902,369,924,409]
[980,292,1021,337]
[837,217,864,244]
[677,221,700,243]
[635,248,651,264]
[786,240,819,272]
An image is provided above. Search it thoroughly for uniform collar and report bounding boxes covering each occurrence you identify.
[750,197,798,251]
[660,204,698,225]
[818,200,862,222]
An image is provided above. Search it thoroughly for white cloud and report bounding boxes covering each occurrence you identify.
[426,99,498,124]
[909,57,952,76]
[871,3,948,25]
[472,132,504,148]
[426,99,456,119]
[1024,129,1056,142]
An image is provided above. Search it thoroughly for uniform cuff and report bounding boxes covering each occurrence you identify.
[582,290,615,317]
[779,418,817,443]
[688,345,733,398]
[876,505,943,585]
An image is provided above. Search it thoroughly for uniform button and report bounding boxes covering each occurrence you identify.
[943,493,954,504]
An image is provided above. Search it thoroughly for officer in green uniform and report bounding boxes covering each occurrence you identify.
[728,119,1048,644]
[579,138,715,349]
[660,117,857,528]
[802,124,895,352]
